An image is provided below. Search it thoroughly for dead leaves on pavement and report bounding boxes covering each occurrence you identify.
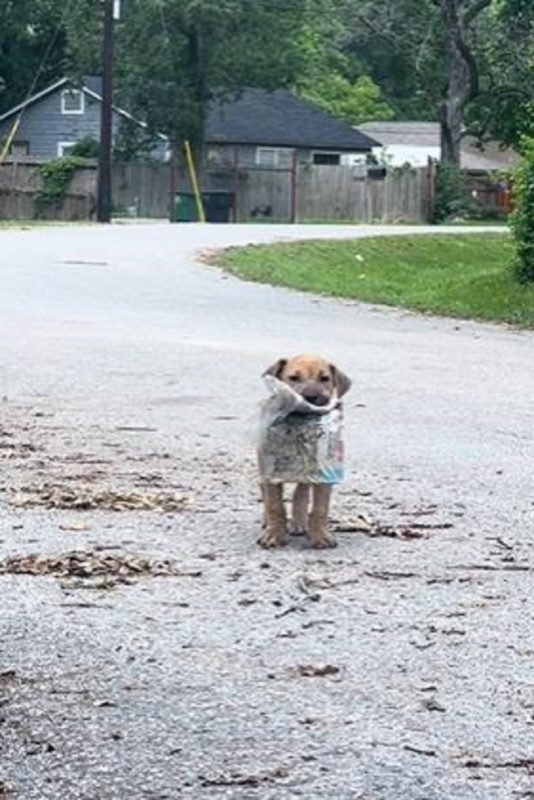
[8,484,188,512]
[0,550,200,589]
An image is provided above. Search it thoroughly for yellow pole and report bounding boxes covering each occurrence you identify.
[184,139,205,223]
[0,117,21,165]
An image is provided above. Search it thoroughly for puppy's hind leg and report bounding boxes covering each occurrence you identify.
[291,483,310,536]
[258,483,288,548]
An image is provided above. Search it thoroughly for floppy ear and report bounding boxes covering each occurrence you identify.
[330,364,352,397]
[263,358,287,379]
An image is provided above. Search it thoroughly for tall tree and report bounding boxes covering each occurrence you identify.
[338,0,533,163]
[432,0,491,164]
[113,0,316,156]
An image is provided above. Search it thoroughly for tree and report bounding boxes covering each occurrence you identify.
[112,0,316,158]
[0,0,67,114]
[338,0,533,163]
[301,73,394,123]
[431,0,491,165]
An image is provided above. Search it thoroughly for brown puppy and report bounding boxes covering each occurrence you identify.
[258,355,351,549]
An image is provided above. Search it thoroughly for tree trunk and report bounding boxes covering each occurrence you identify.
[440,33,467,165]
[436,0,491,166]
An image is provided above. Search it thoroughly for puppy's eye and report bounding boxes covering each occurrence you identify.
[288,374,300,382]
[319,375,331,383]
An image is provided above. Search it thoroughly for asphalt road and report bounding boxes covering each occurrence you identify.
[0,222,532,800]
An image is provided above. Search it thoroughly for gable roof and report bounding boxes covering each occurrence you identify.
[359,121,518,171]
[0,76,167,141]
[206,89,380,151]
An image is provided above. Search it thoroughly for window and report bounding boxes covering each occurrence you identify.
[312,152,341,166]
[256,147,294,169]
[61,89,84,115]
[57,141,77,157]
[10,140,29,157]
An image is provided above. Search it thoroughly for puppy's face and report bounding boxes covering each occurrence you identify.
[264,354,351,407]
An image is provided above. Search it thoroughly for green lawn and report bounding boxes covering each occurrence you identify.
[220,233,534,328]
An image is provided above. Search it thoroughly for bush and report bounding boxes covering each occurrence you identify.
[433,163,483,222]
[510,137,534,283]
[69,136,100,158]
[34,156,86,217]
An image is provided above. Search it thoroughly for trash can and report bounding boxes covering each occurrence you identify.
[173,192,198,222]
[202,191,234,223]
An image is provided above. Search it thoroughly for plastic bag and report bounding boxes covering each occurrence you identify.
[257,376,344,485]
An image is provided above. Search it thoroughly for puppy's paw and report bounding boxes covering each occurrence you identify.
[289,523,307,537]
[310,532,337,549]
[257,528,288,549]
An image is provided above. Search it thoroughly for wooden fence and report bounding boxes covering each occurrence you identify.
[0,158,507,223]
[112,162,434,223]
[0,158,96,220]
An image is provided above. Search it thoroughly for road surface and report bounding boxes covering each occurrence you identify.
[0,223,532,800]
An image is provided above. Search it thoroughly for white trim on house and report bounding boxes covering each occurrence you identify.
[0,78,68,123]
[82,87,168,142]
[57,141,77,157]
[61,88,84,115]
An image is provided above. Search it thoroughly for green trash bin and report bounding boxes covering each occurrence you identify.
[173,192,198,222]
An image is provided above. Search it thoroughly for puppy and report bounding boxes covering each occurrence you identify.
[258,354,351,549]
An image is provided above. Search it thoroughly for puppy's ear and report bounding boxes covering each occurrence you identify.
[330,364,352,397]
[263,358,287,379]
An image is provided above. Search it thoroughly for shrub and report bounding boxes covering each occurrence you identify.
[69,136,100,158]
[510,137,534,283]
[34,156,86,217]
[433,163,482,222]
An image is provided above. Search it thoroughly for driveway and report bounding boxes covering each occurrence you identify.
[0,223,532,800]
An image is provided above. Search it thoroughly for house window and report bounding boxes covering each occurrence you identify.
[57,141,77,157]
[312,152,341,166]
[10,140,30,157]
[61,89,84,115]
[256,147,294,169]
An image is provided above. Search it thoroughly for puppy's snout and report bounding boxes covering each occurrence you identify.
[302,390,329,407]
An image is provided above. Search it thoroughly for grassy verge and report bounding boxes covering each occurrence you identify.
[220,232,534,328]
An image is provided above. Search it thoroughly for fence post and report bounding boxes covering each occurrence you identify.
[426,157,436,223]
[290,151,298,223]
[232,146,239,223]
[168,145,177,222]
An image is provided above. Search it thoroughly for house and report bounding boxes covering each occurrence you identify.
[204,88,380,169]
[358,121,518,173]
[0,76,167,160]
[0,78,378,167]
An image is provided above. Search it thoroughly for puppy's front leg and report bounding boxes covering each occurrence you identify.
[258,483,288,548]
[309,484,337,548]
[291,483,310,535]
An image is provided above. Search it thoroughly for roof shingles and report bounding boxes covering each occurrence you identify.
[206,89,379,151]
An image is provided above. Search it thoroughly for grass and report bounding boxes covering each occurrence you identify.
[220,232,534,328]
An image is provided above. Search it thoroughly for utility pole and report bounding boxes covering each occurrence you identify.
[97,0,116,222]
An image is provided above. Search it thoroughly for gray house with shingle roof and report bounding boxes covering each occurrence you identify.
[0,76,167,160]
[205,88,380,168]
[0,80,378,168]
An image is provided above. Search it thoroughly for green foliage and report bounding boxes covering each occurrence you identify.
[69,136,99,158]
[115,0,315,148]
[510,137,534,283]
[112,118,163,163]
[433,164,485,222]
[34,156,85,217]
[301,74,394,123]
[0,0,68,115]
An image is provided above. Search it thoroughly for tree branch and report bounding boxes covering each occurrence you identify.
[463,0,492,28]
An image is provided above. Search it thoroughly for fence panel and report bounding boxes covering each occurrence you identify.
[112,162,169,218]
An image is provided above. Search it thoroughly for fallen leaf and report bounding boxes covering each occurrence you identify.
[295,664,340,678]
